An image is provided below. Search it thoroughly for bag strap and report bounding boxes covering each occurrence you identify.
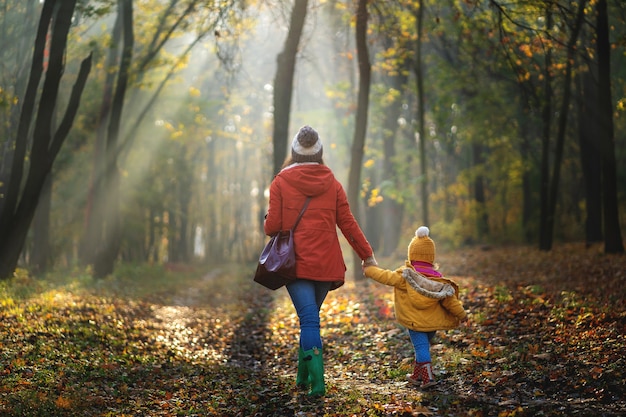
[292,197,312,231]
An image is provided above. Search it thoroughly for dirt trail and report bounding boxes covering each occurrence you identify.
[244,245,626,416]
[130,245,626,416]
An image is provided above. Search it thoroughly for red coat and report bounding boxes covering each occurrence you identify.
[264,163,373,290]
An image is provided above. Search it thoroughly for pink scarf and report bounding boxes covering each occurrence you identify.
[410,260,442,277]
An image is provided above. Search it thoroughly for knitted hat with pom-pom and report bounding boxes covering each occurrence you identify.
[291,125,323,163]
[408,226,436,264]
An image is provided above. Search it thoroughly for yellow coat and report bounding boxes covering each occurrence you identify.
[364,264,467,332]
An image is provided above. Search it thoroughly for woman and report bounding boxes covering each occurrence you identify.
[264,125,377,396]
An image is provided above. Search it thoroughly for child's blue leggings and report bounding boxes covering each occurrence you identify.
[408,329,436,363]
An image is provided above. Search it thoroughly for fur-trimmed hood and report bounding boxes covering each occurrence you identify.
[402,268,455,299]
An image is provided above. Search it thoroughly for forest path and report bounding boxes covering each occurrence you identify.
[1,244,624,416]
[148,244,626,416]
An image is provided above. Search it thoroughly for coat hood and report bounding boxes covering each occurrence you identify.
[277,163,335,197]
[402,268,455,299]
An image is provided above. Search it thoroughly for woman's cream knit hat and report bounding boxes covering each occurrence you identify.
[291,125,323,163]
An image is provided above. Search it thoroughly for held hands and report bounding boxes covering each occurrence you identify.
[361,254,378,268]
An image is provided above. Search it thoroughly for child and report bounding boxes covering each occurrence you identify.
[362,226,467,388]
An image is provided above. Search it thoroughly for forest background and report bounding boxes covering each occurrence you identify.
[0,0,625,279]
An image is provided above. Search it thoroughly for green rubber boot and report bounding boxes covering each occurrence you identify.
[302,347,325,396]
[296,347,310,389]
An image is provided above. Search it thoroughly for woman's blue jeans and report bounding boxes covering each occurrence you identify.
[408,329,435,363]
[286,279,332,351]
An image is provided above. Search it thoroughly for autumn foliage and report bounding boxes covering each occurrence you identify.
[0,244,624,416]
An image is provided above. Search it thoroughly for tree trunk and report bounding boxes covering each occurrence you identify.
[414,0,428,227]
[94,0,134,278]
[271,0,308,175]
[0,0,54,232]
[596,0,624,254]
[538,7,553,251]
[145,206,155,262]
[380,72,407,256]
[472,143,489,238]
[544,0,585,250]
[518,101,535,244]
[364,155,380,254]
[31,172,52,274]
[578,70,603,245]
[31,90,59,275]
[0,1,38,197]
[81,9,122,267]
[347,0,371,280]
[0,0,91,280]
[168,149,193,264]
[178,177,191,263]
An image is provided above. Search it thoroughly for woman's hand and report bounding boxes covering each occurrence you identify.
[362,254,378,268]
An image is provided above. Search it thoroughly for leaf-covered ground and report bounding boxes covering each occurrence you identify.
[1,243,624,416]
